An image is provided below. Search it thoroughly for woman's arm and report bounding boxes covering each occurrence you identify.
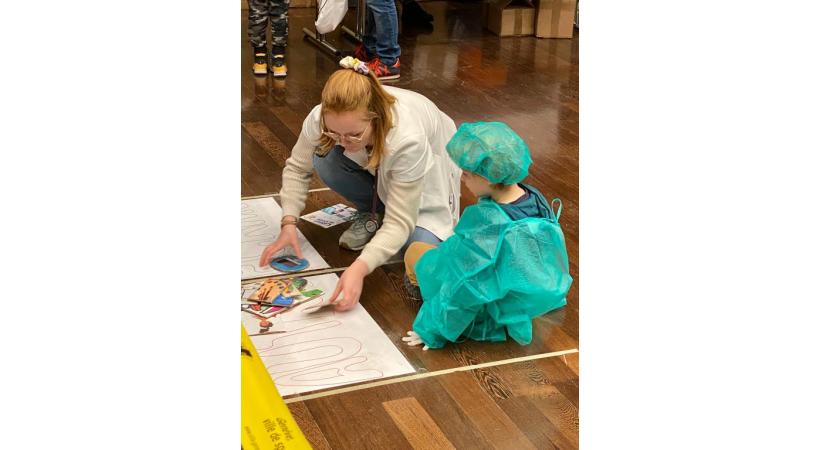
[257,109,319,267]
[279,109,321,219]
[328,178,423,310]
[326,134,429,310]
[357,133,430,272]
[357,178,424,273]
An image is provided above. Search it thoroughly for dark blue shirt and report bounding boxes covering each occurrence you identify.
[496,183,549,221]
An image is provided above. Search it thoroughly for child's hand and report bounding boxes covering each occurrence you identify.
[402,331,429,351]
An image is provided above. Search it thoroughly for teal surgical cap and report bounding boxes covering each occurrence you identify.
[446,121,532,185]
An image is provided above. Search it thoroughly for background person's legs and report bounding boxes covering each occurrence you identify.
[364,0,401,79]
[248,0,271,74]
[366,0,400,66]
[269,0,290,76]
[247,0,270,49]
[361,7,377,60]
[269,0,289,55]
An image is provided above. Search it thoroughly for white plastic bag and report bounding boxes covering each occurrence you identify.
[315,0,348,34]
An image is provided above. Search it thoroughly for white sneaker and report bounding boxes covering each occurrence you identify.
[339,212,383,251]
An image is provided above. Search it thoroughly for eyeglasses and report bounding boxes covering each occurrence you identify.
[321,121,371,144]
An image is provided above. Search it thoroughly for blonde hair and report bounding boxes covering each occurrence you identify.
[317,69,396,170]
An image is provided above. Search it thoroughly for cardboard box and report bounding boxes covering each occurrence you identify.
[535,0,577,38]
[485,0,536,37]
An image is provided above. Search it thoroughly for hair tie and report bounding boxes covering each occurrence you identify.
[339,56,369,75]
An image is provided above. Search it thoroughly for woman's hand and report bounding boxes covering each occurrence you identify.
[258,223,304,267]
[328,259,370,311]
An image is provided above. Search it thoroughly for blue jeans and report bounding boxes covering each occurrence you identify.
[361,0,400,66]
[403,226,441,253]
[313,145,440,252]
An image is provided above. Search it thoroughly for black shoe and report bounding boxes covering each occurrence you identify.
[402,0,433,24]
[403,274,423,302]
[252,46,268,75]
[270,55,287,77]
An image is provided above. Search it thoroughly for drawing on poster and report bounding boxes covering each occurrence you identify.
[241,197,328,279]
[242,273,416,396]
[241,197,416,396]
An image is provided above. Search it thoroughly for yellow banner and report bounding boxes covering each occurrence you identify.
[241,325,312,450]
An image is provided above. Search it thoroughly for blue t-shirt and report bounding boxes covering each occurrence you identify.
[496,183,548,221]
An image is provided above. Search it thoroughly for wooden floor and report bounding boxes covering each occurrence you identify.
[242,4,579,448]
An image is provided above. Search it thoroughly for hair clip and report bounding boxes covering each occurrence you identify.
[339,56,369,75]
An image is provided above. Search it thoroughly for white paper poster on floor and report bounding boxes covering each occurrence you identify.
[241,197,416,396]
[241,197,329,279]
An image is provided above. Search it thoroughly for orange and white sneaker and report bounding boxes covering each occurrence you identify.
[367,57,400,80]
[252,48,267,75]
[271,55,287,78]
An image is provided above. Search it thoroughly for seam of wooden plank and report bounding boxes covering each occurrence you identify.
[283,348,579,404]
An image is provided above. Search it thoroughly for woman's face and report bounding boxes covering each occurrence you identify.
[323,110,372,153]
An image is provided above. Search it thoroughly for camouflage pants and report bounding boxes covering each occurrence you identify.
[248,0,290,53]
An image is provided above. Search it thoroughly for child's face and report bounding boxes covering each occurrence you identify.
[462,171,492,197]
